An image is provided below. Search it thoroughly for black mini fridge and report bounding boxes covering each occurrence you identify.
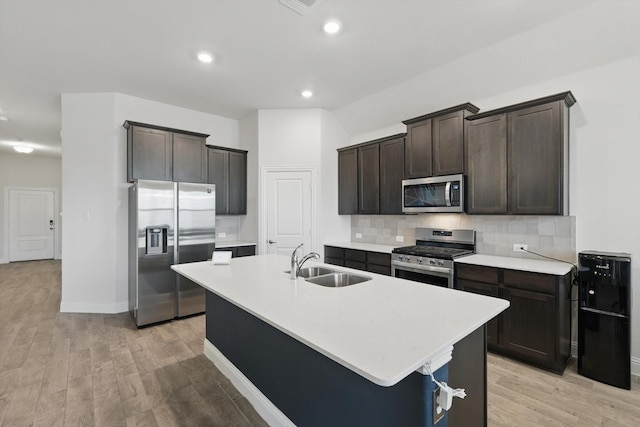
[578,251,631,389]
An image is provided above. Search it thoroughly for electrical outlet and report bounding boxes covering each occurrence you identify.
[513,243,528,252]
[355,233,362,239]
[433,387,445,424]
[395,235,404,242]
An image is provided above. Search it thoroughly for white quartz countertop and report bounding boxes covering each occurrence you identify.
[216,241,256,249]
[456,254,574,276]
[172,254,508,387]
[324,241,398,254]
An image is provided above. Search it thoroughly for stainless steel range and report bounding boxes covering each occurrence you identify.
[391,228,475,288]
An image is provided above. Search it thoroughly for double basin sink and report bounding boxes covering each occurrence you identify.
[288,266,371,287]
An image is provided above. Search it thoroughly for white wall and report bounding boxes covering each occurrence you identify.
[60,92,239,313]
[0,152,62,263]
[238,112,259,247]
[319,110,351,244]
[335,3,640,374]
[251,109,351,255]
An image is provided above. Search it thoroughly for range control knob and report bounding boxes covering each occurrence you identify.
[437,260,444,266]
[429,259,436,265]
[417,258,423,263]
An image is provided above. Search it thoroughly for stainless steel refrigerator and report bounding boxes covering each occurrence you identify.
[129,180,215,327]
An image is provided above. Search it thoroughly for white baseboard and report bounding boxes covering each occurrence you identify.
[0,257,6,264]
[59,301,128,314]
[203,339,295,427]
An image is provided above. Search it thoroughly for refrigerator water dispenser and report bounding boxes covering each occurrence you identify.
[146,227,167,255]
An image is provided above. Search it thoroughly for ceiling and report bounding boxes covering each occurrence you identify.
[0,0,596,157]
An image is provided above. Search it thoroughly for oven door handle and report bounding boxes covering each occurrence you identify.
[391,261,451,276]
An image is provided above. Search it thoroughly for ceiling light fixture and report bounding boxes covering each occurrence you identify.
[323,19,341,34]
[197,52,214,63]
[301,90,313,98]
[14,145,34,154]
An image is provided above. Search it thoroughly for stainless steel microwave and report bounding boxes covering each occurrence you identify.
[402,174,464,213]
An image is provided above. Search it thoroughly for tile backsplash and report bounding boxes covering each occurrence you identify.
[351,214,576,263]
[215,216,241,242]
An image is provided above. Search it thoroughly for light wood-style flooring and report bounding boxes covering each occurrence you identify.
[1,260,639,426]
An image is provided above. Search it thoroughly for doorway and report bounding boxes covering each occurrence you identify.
[262,168,316,256]
[7,188,56,262]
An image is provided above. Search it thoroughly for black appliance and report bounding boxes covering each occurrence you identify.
[391,228,475,288]
[578,251,631,389]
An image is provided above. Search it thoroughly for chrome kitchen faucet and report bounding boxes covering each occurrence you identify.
[290,243,320,279]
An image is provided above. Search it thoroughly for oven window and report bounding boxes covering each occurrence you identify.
[394,269,449,287]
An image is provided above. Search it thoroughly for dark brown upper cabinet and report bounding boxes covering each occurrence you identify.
[379,136,405,214]
[207,146,248,215]
[403,103,479,179]
[124,121,209,183]
[464,91,575,215]
[338,148,358,215]
[173,133,208,183]
[465,114,508,214]
[337,134,405,215]
[358,143,380,214]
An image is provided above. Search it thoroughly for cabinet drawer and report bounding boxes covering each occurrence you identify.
[344,249,366,262]
[456,264,499,284]
[324,246,344,259]
[345,260,366,271]
[503,270,556,295]
[324,256,344,267]
[367,263,391,276]
[235,245,255,257]
[367,252,391,267]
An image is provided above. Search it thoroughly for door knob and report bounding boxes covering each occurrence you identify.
[268,240,277,244]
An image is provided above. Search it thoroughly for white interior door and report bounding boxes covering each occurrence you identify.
[9,189,55,262]
[265,170,313,256]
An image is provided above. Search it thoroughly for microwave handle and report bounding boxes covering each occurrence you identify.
[445,181,452,207]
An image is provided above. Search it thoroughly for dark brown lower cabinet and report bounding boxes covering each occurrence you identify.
[215,245,256,258]
[324,246,391,276]
[456,263,571,374]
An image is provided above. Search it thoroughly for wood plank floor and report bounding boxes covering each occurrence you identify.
[1,260,639,426]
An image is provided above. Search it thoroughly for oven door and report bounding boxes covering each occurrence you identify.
[391,261,452,288]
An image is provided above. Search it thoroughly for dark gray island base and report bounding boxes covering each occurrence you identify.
[205,290,487,427]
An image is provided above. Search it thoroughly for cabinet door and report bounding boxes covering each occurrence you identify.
[433,111,464,176]
[404,119,432,178]
[358,144,380,214]
[502,287,556,365]
[338,149,358,214]
[465,114,508,214]
[207,149,229,214]
[173,133,207,183]
[228,151,247,215]
[508,101,562,214]
[379,137,404,214]
[129,126,173,181]
[457,278,500,347]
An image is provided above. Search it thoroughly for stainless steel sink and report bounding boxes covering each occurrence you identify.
[284,266,336,278]
[305,272,371,288]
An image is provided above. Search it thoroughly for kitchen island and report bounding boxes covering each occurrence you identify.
[172,254,508,426]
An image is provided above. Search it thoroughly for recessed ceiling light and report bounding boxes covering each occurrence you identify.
[301,90,313,98]
[14,145,34,154]
[197,52,214,63]
[0,116,8,121]
[323,19,341,34]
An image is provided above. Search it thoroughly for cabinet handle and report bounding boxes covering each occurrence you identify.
[268,240,277,244]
